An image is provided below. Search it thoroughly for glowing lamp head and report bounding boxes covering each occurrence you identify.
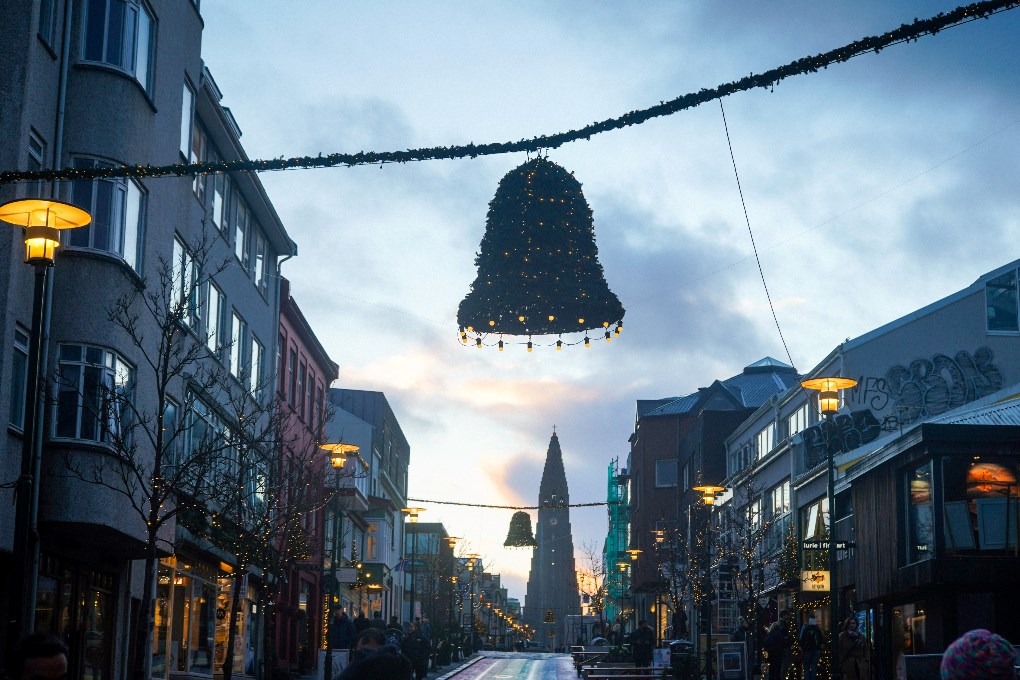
[800,377,858,416]
[498,340,504,352]
[556,340,562,350]
[527,341,533,352]
[321,442,360,468]
[401,506,426,523]
[625,548,642,561]
[0,199,92,265]
[693,484,727,505]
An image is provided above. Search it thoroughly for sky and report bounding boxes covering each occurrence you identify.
[199,2,1020,600]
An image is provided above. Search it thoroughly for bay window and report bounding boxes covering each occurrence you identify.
[54,344,133,444]
[69,157,144,270]
[82,0,155,93]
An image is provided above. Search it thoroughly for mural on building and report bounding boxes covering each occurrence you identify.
[800,347,1004,466]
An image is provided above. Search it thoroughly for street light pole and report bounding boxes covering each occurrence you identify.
[444,537,460,656]
[800,377,856,680]
[693,485,727,680]
[320,441,359,680]
[0,199,91,653]
[401,507,426,623]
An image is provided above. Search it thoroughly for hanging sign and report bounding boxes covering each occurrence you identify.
[800,570,830,592]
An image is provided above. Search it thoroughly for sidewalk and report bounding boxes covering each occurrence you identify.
[429,653,483,679]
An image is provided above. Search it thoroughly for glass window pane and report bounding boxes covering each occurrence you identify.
[123,181,141,270]
[83,0,107,62]
[106,0,125,67]
[907,462,934,562]
[135,7,152,91]
[180,85,194,158]
[986,270,1019,332]
[9,330,29,428]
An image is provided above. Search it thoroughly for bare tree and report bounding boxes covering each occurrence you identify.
[577,542,610,636]
[59,232,278,680]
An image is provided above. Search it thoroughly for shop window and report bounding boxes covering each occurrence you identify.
[906,462,935,562]
[155,560,217,678]
[54,344,133,444]
[943,456,1020,552]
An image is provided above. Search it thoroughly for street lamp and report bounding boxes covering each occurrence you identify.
[693,484,727,680]
[444,536,460,659]
[800,376,856,680]
[401,506,426,623]
[0,199,91,649]
[466,553,480,652]
[320,441,358,680]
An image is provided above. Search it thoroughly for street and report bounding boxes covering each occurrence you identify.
[437,652,576,680]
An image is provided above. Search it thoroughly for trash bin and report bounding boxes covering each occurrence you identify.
[669,640,696,680]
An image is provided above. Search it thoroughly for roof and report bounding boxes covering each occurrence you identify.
[642,357,799,418]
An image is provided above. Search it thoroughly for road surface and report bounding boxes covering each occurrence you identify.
[440,652,576,680]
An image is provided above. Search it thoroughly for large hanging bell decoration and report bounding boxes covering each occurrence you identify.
[458,157,624,340]
[503,511,538,548]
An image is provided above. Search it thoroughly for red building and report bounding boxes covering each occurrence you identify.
[275,278,339,674]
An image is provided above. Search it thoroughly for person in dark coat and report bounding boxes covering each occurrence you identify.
[763,610,793,680]
[400,622,432,680]
[5,632,69,680]
[369,613,387,630]
[328,609,358,651]
[338,643,412,680]
[732,616,750,642]
[353,609,370,634]
[630,620,656,668]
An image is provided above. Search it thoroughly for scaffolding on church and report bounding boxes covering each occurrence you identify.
[604,457,630,625]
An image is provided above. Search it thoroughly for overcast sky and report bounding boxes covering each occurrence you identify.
[199,2,1020,599]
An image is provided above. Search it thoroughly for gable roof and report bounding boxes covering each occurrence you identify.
[642,357,799,418]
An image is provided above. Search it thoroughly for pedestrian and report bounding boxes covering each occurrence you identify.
[338,639,412,680]
[763,610,792,680]
[353,609,370,634]
[346,629,387,666]
[798,616,824,680]
[420,616,432,641]
[329,609,358,652]
[369,612,387,630]
[630,619,656,668]
[3,632,69,680]
[838,617,870,680]
[401,621,432,680]
[385,616,405,648]
[732,616,750,643]
[940,629,1017,680]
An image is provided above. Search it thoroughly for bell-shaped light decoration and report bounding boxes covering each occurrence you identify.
[457,157,624,338]
[503,511,538,548]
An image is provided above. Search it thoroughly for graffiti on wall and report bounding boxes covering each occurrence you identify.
[798,347,1004,466]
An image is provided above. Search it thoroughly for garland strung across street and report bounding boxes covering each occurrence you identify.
[406,497,621,510]
[1,0,1016,186]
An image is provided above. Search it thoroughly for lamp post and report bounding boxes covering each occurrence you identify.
[0,199,90,651]
[693,484,727,680]
[466,553,480,653]
[800,376,857,680]
[320,441,359,680]
[444,536,460,657]
[401,506,426,623]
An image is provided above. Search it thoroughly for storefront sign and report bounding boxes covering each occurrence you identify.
[800,570,830,592]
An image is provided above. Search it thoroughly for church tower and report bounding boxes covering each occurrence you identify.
[524,429,580,647]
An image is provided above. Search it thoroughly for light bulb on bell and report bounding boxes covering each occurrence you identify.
[584,336,590,348]
[556,340,562,351]
[605,331,611,342]
[475,338,482,349]
[498,340,504,352]
[527,341,533,352]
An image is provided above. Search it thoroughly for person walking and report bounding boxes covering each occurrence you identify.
[838,618,870,680]
[763,611,792,680]
[798,616,824,680]
[630,620,656,668]
[4,632,69,680]
[940,629,1017,680]
[401,621,432,680]
[353,609,370,634]
[732,616,751,643]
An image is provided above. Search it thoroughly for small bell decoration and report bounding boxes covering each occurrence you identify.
[503,511,538,548]
[458,157,624,348]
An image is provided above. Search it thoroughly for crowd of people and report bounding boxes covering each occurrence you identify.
[326,610,435,680]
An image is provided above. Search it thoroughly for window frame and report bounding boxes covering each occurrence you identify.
[81,0,156,94]
[8,327,30,431]
[53,344,134,444]
[68,156,145,271]
[229,311,248,381]
[986,268,1019,333]
[654,459,678,488]
[179,80,195,161]
[755,422,776,460]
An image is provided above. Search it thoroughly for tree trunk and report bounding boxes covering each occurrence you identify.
[131,528,160,680]
[222,570,243,680]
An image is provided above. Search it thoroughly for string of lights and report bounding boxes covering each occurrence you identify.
[406,497,621,510]
[1,0,1015,186]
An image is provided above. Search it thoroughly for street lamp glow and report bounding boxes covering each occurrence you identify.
[801,376,857,415]
[0,199,92,265]
[321,441,359,468]
[693,484,727,505]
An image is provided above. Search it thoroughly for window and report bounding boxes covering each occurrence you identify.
[229,312,247,380]
[755,422,775,459]
[27,131,48,199]
[748,498,762,531]
[907,462,934,562]
[234,199,250,269]
[287,347,297,404]
[180,82,194,159]
[191,123,207,201]
[55,344,133,444]
[305,369,314,423]
[39,0,58,46]
[9,327,29,429]
[655,460,677,488]
[204,281,224,357]
[252,229,267,293]
[171,237,199,328]
[277,333,286,396]
[82,0,154,93]
[162,399,180,465]
[297,361,306,420]
[209,152,225,233]
[943,456,1020,553]
[986,269,1019,332]
[249,336,263,397]
[69,158,144,270]
[770,481,790,517]
[786,403,809,439]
